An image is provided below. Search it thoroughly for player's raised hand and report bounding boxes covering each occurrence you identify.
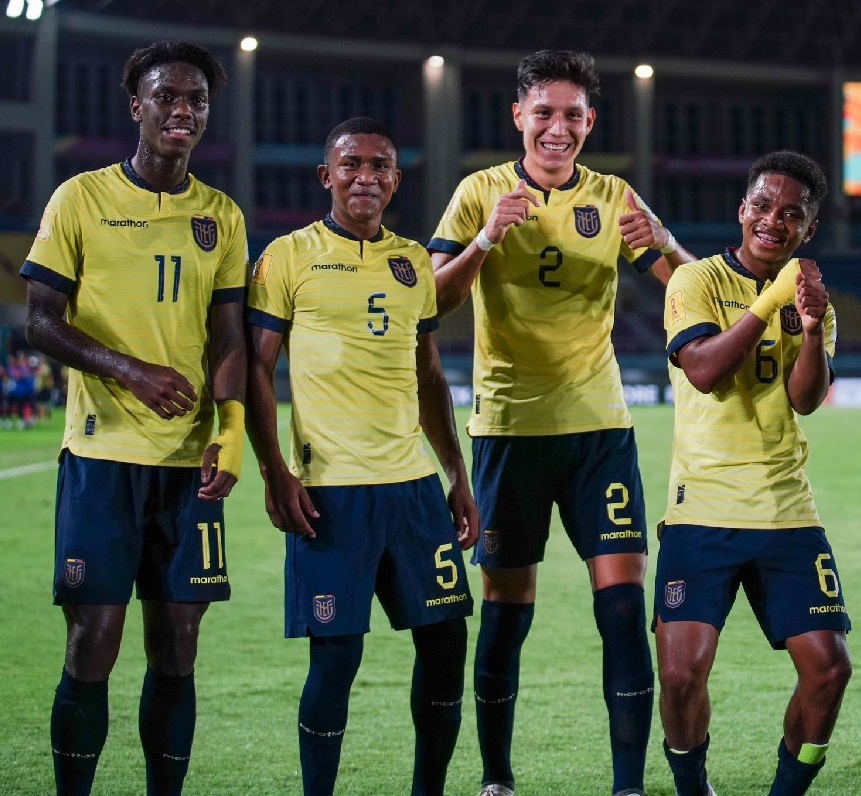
[619,188,671,251]
[796,258,829,330]
[483,179,540,245]
[119,358,198,419]
[447,480,479,551]
[263,463,320,538]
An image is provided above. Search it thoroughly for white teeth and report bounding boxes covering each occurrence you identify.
[541,142,568,151]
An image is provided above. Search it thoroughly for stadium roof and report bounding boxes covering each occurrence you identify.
[59,0,861,70]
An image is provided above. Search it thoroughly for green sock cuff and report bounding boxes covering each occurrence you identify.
[797,742,829,766]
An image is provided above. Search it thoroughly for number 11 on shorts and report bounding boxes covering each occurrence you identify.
[197,521,224,570]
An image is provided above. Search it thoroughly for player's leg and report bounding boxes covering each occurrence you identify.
[767,630,851,796]
[470,436,554,795]
[51,453,140,796]
[410,618,468,796]
[139,601,209,796]
[655,618,718,796]
[52,604,126,796]
[560,428,652,796]
[136,465,229,796]
[588,553,653,796]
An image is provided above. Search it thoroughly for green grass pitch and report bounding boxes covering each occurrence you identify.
[1,405,858,795]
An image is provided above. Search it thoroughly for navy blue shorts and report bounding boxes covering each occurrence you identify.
[285,475,473,638]
[54,451,230,605]
[653,524,851,649]
[471,430,648,568]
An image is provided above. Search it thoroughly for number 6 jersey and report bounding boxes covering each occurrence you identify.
[663,248,836,529]
[21,160,248,466]
[246,215,439,487]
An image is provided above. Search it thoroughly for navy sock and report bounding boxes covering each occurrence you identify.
[410,619,467,796]
[664,735,710,796]
[51,669,109,796]
[474,600,535,788]
[593,584,654,793]
[139,668,196,796]
[298,634,364,796]
[768,738,826,796]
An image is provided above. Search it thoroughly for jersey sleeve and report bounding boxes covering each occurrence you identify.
[212,202,249,305]
[664,262,722,362]
[246,237,294,335]
[427,175,485,255]
[20,179,84,293]
[414,246,440,334]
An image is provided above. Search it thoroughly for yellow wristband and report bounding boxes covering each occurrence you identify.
[213,399,245,480]
[748,258,800,322]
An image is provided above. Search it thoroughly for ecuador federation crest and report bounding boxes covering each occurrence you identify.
[573,204,601,238]
[313,594,336,624]
[483,529,501,556]
[191,215,218,252]
[63,558,86,588]
[780,304,803,336]
[388,256,418,287]
[664,580,686,609]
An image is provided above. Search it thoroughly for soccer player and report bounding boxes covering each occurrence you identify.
[428,49,697,796]
[20,41,248,796]
[655,150,851,796]
[245,116,478,796]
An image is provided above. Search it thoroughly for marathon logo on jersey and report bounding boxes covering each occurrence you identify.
[191,215,218,252]
[483,529,500,556]
[313,594,336,624]
[64,558,86,588]
[388,256,418,287]
[664,580,686,609]
[780,304,803,336]
[85,414,96,436]
[573,204,601,238]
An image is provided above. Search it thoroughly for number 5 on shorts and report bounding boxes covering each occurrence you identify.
[435,543,458,590]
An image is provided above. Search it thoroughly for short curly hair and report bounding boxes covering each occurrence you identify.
[747,150,828,214]
[323,117,399,164]
[121,40,227,97]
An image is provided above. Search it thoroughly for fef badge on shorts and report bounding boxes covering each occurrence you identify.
[483,529,500,556]
[191,215,218,252]
[574,204,601,238]
[664,580,686,609]
[313,594,336,623]
[64,558,86,588]
[388,256,417,287]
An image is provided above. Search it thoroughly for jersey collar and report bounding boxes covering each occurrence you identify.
[722,247,766,287]
[323,213,385,243]
[514,159,580,193]
[121,159,191,195]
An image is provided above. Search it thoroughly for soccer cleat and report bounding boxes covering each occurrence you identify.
[674,786,716,796]
[614,790,646,796]
[478,785,515,796]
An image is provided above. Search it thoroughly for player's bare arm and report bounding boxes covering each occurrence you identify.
[245,323,319,537]
[198,301,247,500]
[25,278,198,419]
[416,331,479,550]
[618,189,697,286]
[787,261,831,415]
[432,178,540,316]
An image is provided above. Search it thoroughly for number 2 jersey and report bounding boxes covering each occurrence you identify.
[20,161,248,466]
[246,215,439,487]
[429,160,660,437]
[663,248,836,529]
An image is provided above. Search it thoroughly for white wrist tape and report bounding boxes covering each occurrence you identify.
[475,228,496,251]
[659,230,677,255]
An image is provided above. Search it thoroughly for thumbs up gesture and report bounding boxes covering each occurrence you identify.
[619,188,672,251]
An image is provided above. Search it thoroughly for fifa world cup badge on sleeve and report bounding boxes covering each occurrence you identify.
[313,594,336,623]
[664,580,686,609]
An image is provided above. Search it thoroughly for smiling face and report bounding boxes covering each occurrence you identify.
[130,61,209,163]
[318,132,401,238]
[512,79,595,189]
[737,172,818,279]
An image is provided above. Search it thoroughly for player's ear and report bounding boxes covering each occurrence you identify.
[802,218,818,244]
[130,96,142,123]
[391,168,402,194]
[738,197,747,224]
[317,163,331,190]
[585,106,596,133]
[512,101,523,131]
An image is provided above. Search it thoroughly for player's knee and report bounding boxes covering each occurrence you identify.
[658,656,708,701]
[803,653,852,700]
[413,618,467,669]
[309,633,364,682]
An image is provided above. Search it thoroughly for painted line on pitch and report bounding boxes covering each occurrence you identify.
[0,460,56,480]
